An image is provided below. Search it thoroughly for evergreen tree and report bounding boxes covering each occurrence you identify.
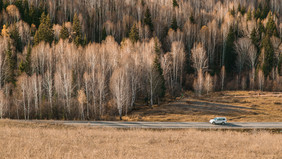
[173,0,179,8]
[129,24,139,43]
[73,13,82,46]
[9,25,22,52]
[23,0,30,24]
[250,28,259,50]
[19,60,25,73]
[83,34,87,46]
[230,6,235,16]
[34,13,54,45]
[153,39,165,100]
[254,8,261,19]
[0,0,3,11]
[265,16,279,37]
[224,27,236,73]
[261,35,275,77]
[5,42,16,85]
[141,0,145,6]
[261,3,270,19]
[24,44,32,76]
[189,14,195,24]
[101,27,107,41]
[59,23,69,40]
[144,7,153,32]
[279,54,282,75]
[13,0,24,18]
[240,6,246,15]
[247,9,252,21]
[258,21,265,39]
[237,3,241,13]
[170,16,178,31]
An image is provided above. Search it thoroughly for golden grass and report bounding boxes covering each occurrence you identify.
[124,91,282,122]
[0,120,281,159]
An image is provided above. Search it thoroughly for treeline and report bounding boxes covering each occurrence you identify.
[0,0,281,120]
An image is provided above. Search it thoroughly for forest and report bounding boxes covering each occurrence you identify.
[0,0,281,120]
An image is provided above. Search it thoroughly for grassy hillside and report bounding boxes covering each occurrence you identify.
[124,91,282,122]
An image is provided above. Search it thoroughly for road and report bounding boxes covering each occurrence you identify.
[27,120,282,129]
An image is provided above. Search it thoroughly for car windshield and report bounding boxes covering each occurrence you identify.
[214,118,217,120]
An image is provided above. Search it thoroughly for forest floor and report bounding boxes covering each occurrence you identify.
[123,91,282,122]
[0,120,281,159]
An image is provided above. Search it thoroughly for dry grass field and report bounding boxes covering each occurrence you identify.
[124,91,282,122]
[0,120,281,159]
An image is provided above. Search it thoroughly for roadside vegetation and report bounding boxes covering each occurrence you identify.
[0,120,281,159]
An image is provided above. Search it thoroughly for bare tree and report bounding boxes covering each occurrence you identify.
[170,41,186,91]
[235,38,252,80]
[78,89,86,120]
[85,43,98,117]
[110,67,129,120]
[83,72,91,119]
[204,72,213,94]
[247,44,257,90]
[193,69,204,95]
[191,42,208,72]
[220,66,226,91]
[17,74,28,120]
[258,69,265,91]
[0,90,7,119]
[0,37,8,89]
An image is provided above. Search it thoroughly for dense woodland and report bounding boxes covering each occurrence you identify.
[0,0,281,120]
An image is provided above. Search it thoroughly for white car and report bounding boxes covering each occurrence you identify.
[209,117,227,125]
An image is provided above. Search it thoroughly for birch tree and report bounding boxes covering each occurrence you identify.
[110,67,129,120]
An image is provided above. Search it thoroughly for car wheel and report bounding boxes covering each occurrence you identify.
[212,122,215,125]
[222,122,225,125]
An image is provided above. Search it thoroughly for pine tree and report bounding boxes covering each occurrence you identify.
[73,13,82,46]
[261,35,274,77]
[170,16,178,31]
[13,0,24,18]
[247,9,252,21]
[153,56,166,99]
[24,44,32,76]
[144,7,153,32]
[261,3,270,19]
[5,42,16,85]
[258,21,265,38]
[9,25,22,52]
[173,0,179,8]
[34,13,54,45]
[189,14,195,24]
[59,23,69,40]
[23,0,30,24]
[224,27,236,73]
[19,60,25,73]
[230,6,235,16]
[153,39,165,100]
[101,27,107,41]
[240,5,246,15]
[250,28,259,50]
[279,54,282,75]
[237,3,241,13]
[129,24,139,43]
[0,0,3,11]
[83,34,87,46]
[254,8,261,19]
[265,16,279,37]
